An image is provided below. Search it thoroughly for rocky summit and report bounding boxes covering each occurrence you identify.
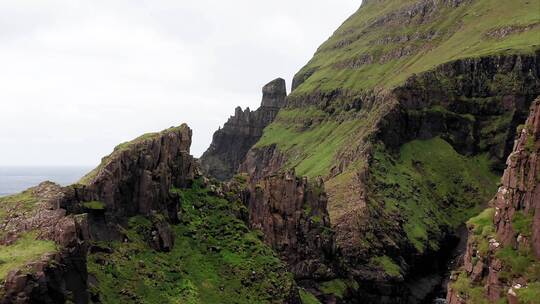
[1,0,540,303]
[200,78,287,181]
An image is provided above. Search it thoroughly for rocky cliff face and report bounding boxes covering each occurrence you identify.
[246,170,335,279]
[446,97,540,304]
[0,182,89,304]
[75,124,195,224]
[0,124,198,303]
[200,78,287,181]
[231,0,540,301]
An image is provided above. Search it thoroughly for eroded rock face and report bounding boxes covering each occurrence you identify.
[494,97,540,256]
[382,52,540,168]
[73,124,195,223]
[0,124,198,303]
[0,182,89,304]
[200,78,287,181]
[446,97,540,303]
[247,170,335,279]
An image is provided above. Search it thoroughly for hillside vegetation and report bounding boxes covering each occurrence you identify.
[293,0,540,94]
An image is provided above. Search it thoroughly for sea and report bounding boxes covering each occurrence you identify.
[0,166,92,197]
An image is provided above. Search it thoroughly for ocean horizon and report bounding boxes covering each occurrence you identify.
[0,166,92,197]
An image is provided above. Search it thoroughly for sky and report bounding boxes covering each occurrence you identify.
[0,0,360,167]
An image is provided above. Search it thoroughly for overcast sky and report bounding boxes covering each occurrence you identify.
[0,0,360,167]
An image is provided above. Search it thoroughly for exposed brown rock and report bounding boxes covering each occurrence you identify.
[74,124,195,223]
[200,78,287,181]
[0,182,89,304]
[446,97,540,303]
[493,97,540,257]
[0,124,199,303]
[246,170,335,279]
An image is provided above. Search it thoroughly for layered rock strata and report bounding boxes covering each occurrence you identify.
[247,170,335,279]
[447,97,540,303]
[200,78,287,181]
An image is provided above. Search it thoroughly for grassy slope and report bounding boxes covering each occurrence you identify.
[0,190,38,223]
[293,0,540,94]
[88,180,296,304]
[256,0,539,195]
[253,0,537,238]
[0,232,57,281]
[370,137,499,253]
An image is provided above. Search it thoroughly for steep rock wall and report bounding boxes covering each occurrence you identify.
[200,78,287,181]
[446,97,540,304]
[247,170,335,279]
[74,124,195,224]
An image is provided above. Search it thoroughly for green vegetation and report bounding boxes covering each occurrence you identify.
[512,211,534,237]
[292,0,540,95]
[0,190,38,222]
[370,137,499,253]
[517,282,540,304]
[320,279,348,298]
[450,271,490,304]
[496,245,538,281]
[82,201,106,210]
[256,109,359,177]
[0,232,57,281]
[255,107,384,178]
[299,289,321,304]
[88,179,295,303]
[467,208,496,255]
[371,256,401,277]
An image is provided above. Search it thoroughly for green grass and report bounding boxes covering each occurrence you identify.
[0,190,38,222]
[517,282,540,304]
[299,289,321,304]
[0,232,57,281]
[450,271,490,304]
[496,246,536,277]
[256,116,361,178]
[468,208,495,234]
[82,201,106,210]
[371,256,401,277]
[370,137,499,253]
[512,211,534,237]
[255,107,375,178]
[88,179,296,303]
[292,0,540,95]
[320,279,348,298]
[467,208,496,255]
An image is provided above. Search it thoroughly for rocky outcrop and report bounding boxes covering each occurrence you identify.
[0,182,89,304]
[247,170,335,279]
[74,124,195,224]
[446,97,540,303]
[242,51,540,303]
[382,51,540,168]
[200,78,287,181]
[0,124,199,303]
[494,97,540,256]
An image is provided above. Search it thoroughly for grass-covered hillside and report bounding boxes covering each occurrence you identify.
[88,179,297,304]
[293,0,540,94]
[250,0,540,295]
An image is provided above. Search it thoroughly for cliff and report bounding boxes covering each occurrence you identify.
[0,124,300,303]
[76,124,195,224]
[228,0,540,302]
[0,182,89,304]
[200,78,287,181]
[247,170,335,280]
[446,97,540,304]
